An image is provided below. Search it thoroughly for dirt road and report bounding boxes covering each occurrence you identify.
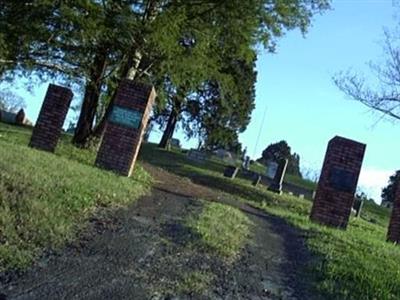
[0,164,318,299]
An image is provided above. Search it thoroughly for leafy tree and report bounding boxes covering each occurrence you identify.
[189,58,256,152]
[0,1,120,145]
[260,140,291,162]
[1,0,330,148]
[93,0,331,148]
[152,55,256,152]
[153,0,331,149]
[1,1,153,145]
[258,140,302,177]
[93,0,262,147]
[0,1,58,75]
[381,170,400,204]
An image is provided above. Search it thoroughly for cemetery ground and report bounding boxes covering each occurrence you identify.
[0,123,399,299]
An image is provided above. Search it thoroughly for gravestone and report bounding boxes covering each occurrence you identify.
[214,149,234,164]
[310,136,366,229]
[29,84,73,152]
[95,80,155,176]
[387,181,400,243]
[267,159,288,194]
[242,156,250,170]
[353,198,364,218]
[381,200,393,209]
[224,166,239,179]
[187,149,207,162]
[252,174,262,187]
[266,161,278,179]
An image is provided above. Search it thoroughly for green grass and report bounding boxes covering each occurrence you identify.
[284,173,317,190]
[0,123,151,271]
[249,160,317,191]
[139,143,400,300]
[361,199,391,227]
[2,124,399,299]
[185,201,253,260]
[256,196,398,299]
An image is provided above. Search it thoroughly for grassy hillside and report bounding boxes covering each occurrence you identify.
[0,123,151,271]
[139,144,399,300]
[2,123,399,299]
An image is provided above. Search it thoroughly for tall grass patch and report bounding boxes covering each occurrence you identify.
[0,139,151,271]
[186,202,253,260]
[254,194,400,300]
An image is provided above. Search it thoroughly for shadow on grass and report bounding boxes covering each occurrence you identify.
[139,143,267,202]
[139,144,226,173]
[161,222,203,247]
[154,187,194,199]
[241,204,325,299]
[139,143,327,299]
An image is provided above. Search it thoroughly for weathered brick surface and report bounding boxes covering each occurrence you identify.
[310,136,366,229]
[95,80,155,176]
[29,84,73,152]
[387,182,400,243]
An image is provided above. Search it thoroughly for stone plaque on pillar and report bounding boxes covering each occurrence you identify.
[95,80,155,176]
[29,84,73,152]
[387,181,400,244]
[310,136,366,229]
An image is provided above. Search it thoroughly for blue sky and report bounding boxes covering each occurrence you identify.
[239,0,400,201]
[3,0,400,202]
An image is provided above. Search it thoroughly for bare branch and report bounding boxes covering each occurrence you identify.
[333,29,400,122]
[333,73,400,121]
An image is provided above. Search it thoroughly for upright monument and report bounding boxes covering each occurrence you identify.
[95,80,155,177]
[310,136,366,229]
[267,159,288,194]
[29,84,73,152]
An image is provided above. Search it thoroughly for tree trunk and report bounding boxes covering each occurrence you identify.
[158,108,178,149]
[72,86,100,146]
[93,0,158,138]
[93,49,143,137]
[72,51,107,146]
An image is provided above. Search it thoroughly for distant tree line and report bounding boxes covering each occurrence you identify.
[382,170,400,204]
[0,0,330,150]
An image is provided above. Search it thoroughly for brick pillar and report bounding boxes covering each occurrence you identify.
[387,182,400,243]
[95,80,155,176]
[310,136,366,229]
[29,84,73,152]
